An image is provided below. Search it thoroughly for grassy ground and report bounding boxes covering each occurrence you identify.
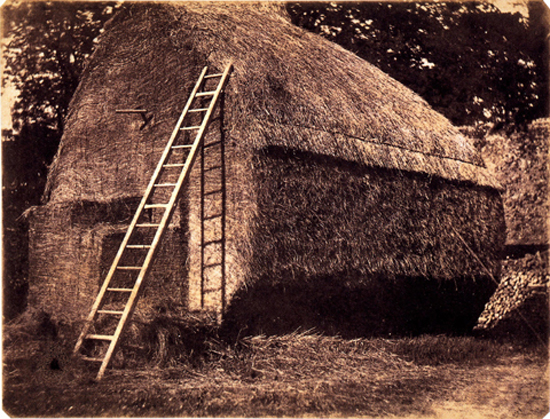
[3,328,547,418]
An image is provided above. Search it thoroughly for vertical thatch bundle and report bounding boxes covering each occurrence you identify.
[29,2,504,336]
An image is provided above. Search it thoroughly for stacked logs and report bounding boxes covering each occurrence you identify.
[476,252,548,342]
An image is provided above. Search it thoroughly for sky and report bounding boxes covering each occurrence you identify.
[1,80,17,133]
[490,0,529,14]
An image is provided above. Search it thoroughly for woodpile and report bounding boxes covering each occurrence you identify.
[476,252,548,342]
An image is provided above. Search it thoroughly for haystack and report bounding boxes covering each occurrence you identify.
[28,2,505,337]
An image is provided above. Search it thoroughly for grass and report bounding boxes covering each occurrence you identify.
[3,319,548,418]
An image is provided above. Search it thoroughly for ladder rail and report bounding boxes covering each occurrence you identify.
[77,62,233,380]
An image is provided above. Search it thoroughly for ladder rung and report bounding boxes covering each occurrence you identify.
[97,309,124,315]
[86,334,114,341]
[204,73,223,79]
[188,108,209,113]
[136,223,160,228]
[203,213,223,221]
[117,266,142,270]
[126,245,151,249]
[203,141,222,149]
[154,183,176,188]
[171,144,193,149]
[203,239,223,246]
[107,287,134,292]
[163,163,185,168]
[195,91,216,97]
[81,356,104,362]
[204,189,223,196]
[144,203,168,209]
[203,287,222,293]
[203,263,221,269]
[180,126,201,130]
[204,165,222,172]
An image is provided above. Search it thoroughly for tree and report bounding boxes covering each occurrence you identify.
[286,1,549,130]
[2,1,118,318]
[3,2,117,133]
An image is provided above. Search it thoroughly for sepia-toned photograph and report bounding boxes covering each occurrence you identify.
[1,1,548,417]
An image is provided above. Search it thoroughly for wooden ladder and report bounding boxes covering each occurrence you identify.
[73,63,233,380]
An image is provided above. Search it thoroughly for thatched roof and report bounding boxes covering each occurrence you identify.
[44,1,499,204]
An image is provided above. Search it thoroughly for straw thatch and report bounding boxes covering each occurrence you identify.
[28,2,504,335]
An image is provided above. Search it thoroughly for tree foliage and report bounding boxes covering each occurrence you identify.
[3,1,116,133]
[287,1,549,129]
